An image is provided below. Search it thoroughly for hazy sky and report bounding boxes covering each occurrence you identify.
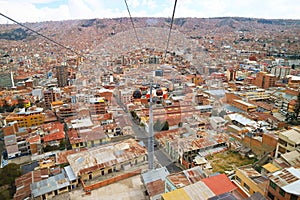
[0,0,299,24]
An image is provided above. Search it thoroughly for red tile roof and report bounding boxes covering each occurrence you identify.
[26,134,41,144]
[43,122,65,142]
[202,174,237,195]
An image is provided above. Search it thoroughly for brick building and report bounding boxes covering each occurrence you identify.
[254,72,276,89]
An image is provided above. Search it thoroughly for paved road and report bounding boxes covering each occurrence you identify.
[117,99,182,173]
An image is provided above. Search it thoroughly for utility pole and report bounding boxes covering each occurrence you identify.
[148,82,154,170]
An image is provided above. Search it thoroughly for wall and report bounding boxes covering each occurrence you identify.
[266,181,300,200]
[235,169,265,196]
[82,169,141,192]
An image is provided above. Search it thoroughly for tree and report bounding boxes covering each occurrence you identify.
[0,163,21,199]
[16,98,25,108]
[154,120,169,131]
[178,122,183,127]
[154,119,162,132]
[162,121,169,131]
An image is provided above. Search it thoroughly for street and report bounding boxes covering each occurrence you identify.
[123,107,182,173]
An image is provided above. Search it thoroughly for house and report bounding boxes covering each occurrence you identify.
[210,116,226,130]
[266,167,300,200]
[162,174,238,200]
[13,168,49,200]
[165,166,207,193]
[178,135,228,169]
[274,129,300,158]
[30,167,75,200]
[272,149,300,169]
[67,138,147,181]
[67,125,110,149]
[42,122,65,147]
[141,167,170,200]
[234,165,269,197]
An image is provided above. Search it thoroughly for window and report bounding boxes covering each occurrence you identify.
[244,183,250,192]
[269,181,277,190]
[279,188,285,197]
[236,176,241,183]
[267,192,274,200]
[290,194,298,200]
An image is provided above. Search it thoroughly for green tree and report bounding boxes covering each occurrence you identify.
[162,121,169,131]
[153,119,162,132]
[16,98,25,108]
[178,122,183,127]
[154,120,169,131]
[0,163,22,199]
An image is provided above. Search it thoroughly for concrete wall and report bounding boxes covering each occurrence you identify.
[82,169,141,193]
[235,169,265,196]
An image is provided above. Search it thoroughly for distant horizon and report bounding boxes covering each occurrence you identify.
[1,16,300,26]
[0,0,299,24]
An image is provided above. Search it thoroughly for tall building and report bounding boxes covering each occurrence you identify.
[254,72,276,89]
[55,65,69,87]
[43,90,56,109]
[89,97,107,115]
[0,72,14,88]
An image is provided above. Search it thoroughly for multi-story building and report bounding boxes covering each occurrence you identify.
[43,90,56,109]
[0,72,14,88]
[271,66,291,79]
[254,72,276,89]
[5,107,44,128]
[55,65,69,87]
[275,129,300,158]
[56,104,77,120]
[231,99,257,112]
[266,167,300,200]
[89,97,107,115]
[2,121,31,159]
[234,165,268,197]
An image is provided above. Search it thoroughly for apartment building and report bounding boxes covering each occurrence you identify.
[55,65,69,87]
[5,107,44,128]
[254,72,276,89]
[275,129,300,158]
[266,167,300,200]
[231,99,257,112]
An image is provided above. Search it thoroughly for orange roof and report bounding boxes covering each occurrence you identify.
[26,134,41,144]
[43,122,65,142]
[202,174,236,195]
[43,131,65,142]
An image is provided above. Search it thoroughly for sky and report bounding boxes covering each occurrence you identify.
[0,0,299,24]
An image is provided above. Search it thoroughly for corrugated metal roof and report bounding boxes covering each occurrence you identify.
[161,188,191,200]
[31,170,70,197]
[262,163,279,173]
[202,174,237,196]
[184,181,215,200]
[67,139,147,176]
[142,167,169,184]
[64,166,77,181]
[269,167,300,195]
